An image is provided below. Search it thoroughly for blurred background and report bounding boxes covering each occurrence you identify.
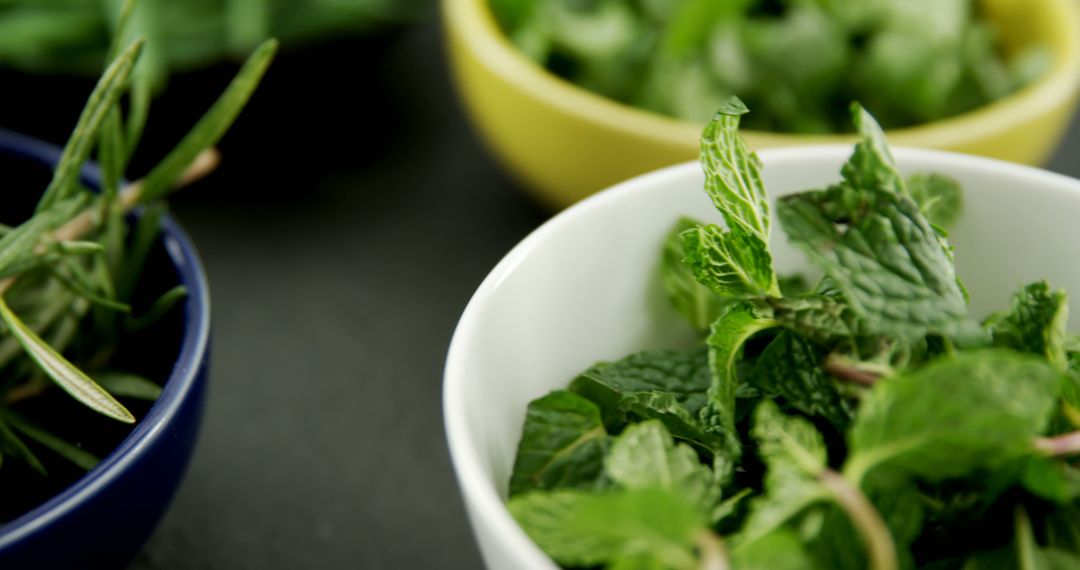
[0,0,1077,568]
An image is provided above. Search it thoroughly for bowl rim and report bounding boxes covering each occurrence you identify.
[445,0,1080,148]
[0,129,211,547]
[443,144,1080,567]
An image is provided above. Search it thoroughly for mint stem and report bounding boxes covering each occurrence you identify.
[695,530,729,570]
[824,354,885,386]
[819,469,897,570]
[1034,430,1080,457]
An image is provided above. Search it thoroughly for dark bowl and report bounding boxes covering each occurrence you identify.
[0,130,210,568]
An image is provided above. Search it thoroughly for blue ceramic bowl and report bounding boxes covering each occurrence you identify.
[0,130,210,568]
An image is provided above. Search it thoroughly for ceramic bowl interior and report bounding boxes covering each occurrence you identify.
[444,0,1080,207]
[444,146,1080,568]
[0,129,210,567]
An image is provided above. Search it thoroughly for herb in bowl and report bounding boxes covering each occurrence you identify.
[0,0,274,522]
[491,0,1049,133]
[507,98,1080,568]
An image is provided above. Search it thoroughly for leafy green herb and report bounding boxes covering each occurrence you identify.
[493,0,1047,133]
[0,1,274,521]
[508,96,1080,569]
[509,391,610,496]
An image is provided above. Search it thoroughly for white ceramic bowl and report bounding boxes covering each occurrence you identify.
[444,146,1080,569]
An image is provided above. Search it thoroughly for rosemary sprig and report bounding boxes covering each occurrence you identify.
[0,5,275,485]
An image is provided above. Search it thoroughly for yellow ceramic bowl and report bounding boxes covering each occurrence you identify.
[444,0,1080,209]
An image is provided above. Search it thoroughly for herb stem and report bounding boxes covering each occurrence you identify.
[695,530,729,570]
[819,469,897,570]
[824,354,889,386]
[1034,430,1080,457]
[0,148,219,300]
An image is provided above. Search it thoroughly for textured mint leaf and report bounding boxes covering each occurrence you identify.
[730,529,812,570]
[984,281,1068,368]
[661,217,733,331]
[767,294,866,347]
[746,331,853,427]
[777,184,981,343]
[735,401,831,549]
[604,421,721,515]
[1020,455,1080,504]
[908,172,963,229]
[841,103,907,196]
[509,390,610,496]
[681,223,776,298]
[508,487,705,570]
[571,348,712,417]
[700,302,777,450]
[699,97,771,243]
[802,507,867,570]
[778,273,811,297]
[752,399,827,473]
[845,350,1063,485]
[1045,503,1080,553]
[569,348,728,456]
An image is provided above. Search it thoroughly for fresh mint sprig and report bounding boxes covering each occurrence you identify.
[509,98,1080,568]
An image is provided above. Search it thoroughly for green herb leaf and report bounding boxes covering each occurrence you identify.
[845,350,1062,485]
[509,390,610,496]
[907,172,963,229]
[700,97,771,243]
[746,331,852,427]
[95,371,163,401]
[777,183,981,343]
[571,348,711,418]
[4,410,100,471]
[0,414,45,475]
[568,348,729,457]
[508,487,705,570]
[604,420,720,515]
[841,103,907,196]
[0,298,134,424]
[681,224,777,298]
[730,528,813,570]
[661,217,731,331]
[735,401,831,548]
[701,302,777,451]
[37,38,144,213]
[140,38,277,202]
[984,281,1068,369]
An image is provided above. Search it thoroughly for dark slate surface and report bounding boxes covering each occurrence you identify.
[1,13,1077,570]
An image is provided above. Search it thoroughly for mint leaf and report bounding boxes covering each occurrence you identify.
[845,350,1063,485]
[747,331,853,427]
[908,173,963,230]
[841,103,907,196]
[508,487,706,570]
[509,390,610,496]
[605,420,721,515]
[768,294,866,347]
[571,348,711,418]
[984,281,1068,369]
[730,528,812,570]
[686,98,779,299]
[752,399,828,473]
[776,183,980,342]
[681,224,776,298]
[700,97,771,243]
[662,218,732,331]
[1045,503,1080,553]
[1020,455,1080,504]
[735,401,831,548]
[569,348,729,456]
[701,302,777,450]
